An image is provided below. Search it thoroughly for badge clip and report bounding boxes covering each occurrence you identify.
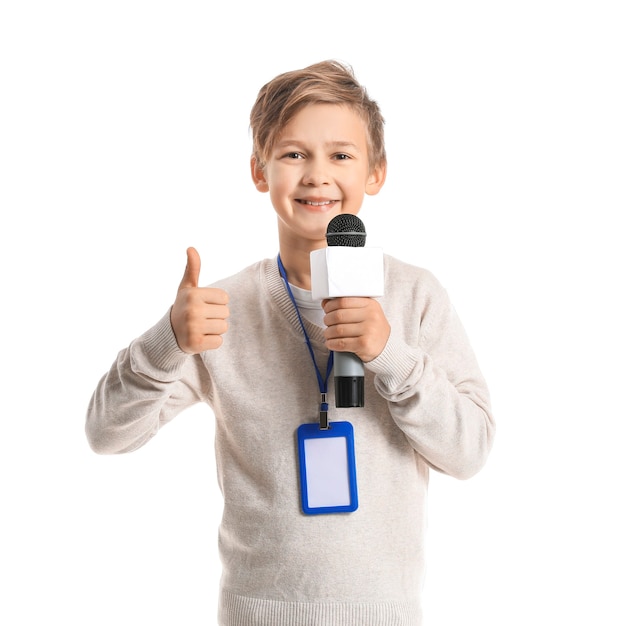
[319,393,329,430]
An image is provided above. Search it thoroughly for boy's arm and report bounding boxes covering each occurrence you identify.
[86,312,207,454]
[86,248,228,454]
[365,283,495,480]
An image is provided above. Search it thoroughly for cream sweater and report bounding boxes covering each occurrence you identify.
[86,254,495,626]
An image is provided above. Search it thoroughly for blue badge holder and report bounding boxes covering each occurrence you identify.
[297,421,358,515]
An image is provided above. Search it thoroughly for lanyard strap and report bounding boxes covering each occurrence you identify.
[277,254,334,429]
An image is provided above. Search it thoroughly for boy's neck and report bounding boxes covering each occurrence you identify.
[278,245,323,291]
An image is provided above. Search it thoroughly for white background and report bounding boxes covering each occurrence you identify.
[1,1,622,624]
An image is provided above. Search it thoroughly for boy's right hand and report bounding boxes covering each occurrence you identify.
[170,247,230,354]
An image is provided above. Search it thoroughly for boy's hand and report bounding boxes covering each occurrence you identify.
[170,247,229,354]
[322,297,390,363]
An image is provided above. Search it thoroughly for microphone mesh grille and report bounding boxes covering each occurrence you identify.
[326,214,366,247]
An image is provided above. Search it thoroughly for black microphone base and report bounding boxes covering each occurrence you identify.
[335,376,365,408]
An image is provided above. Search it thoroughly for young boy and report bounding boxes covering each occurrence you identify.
[86,60,495,625]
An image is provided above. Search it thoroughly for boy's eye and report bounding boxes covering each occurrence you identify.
[285,152,303,159]
[334,153,351,160]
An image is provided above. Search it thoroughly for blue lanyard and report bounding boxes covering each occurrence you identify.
[277,254,334,429]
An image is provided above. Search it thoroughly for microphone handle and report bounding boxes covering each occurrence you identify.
[333,351,365,408]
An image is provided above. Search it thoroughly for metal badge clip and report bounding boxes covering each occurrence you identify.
[319,393,329,430]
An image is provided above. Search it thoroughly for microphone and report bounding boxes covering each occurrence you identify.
[325,214,367,407]
[310,215,384,407]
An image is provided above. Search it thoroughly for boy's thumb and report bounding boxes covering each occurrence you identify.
[179,247,201,290]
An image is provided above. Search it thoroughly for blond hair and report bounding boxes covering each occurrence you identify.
[250,60,386,171]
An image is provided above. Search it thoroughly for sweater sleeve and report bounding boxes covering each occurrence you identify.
[85,310,210,455]
[365,275,495,480]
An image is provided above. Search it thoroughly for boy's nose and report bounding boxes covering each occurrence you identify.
[302,161,330,186]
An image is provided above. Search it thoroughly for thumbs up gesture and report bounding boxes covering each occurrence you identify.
[170,247,230,354]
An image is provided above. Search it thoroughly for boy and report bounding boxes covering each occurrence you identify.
[86,60,495,625]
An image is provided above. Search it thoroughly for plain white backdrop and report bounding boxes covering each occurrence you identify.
[1,1,622,624]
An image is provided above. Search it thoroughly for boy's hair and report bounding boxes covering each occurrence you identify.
[250,60,386,172]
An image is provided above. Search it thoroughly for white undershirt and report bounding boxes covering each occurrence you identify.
[286,282,326,327]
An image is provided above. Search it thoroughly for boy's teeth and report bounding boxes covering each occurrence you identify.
[302,200,331,206]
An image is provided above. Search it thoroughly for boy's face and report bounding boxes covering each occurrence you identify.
[251,103,386,248]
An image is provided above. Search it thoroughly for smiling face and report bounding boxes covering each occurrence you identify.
[251,103,386,252]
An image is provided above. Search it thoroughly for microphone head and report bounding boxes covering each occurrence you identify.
[326,214,366,247]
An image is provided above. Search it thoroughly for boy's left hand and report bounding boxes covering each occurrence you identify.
[322,297,390,363]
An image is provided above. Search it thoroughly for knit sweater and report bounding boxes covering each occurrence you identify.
[86,254,495,626]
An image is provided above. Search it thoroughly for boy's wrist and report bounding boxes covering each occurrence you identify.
[132,309,191,381]
[365,332,421,387]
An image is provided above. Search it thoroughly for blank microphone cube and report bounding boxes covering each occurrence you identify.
[310,247,385,301]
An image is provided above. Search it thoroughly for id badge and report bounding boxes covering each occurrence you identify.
[297,421,358,515]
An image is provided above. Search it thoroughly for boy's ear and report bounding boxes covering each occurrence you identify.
[250,156,269,193]
[365,163,387,196]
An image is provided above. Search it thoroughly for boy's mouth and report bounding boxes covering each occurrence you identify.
[297,199,337,207]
